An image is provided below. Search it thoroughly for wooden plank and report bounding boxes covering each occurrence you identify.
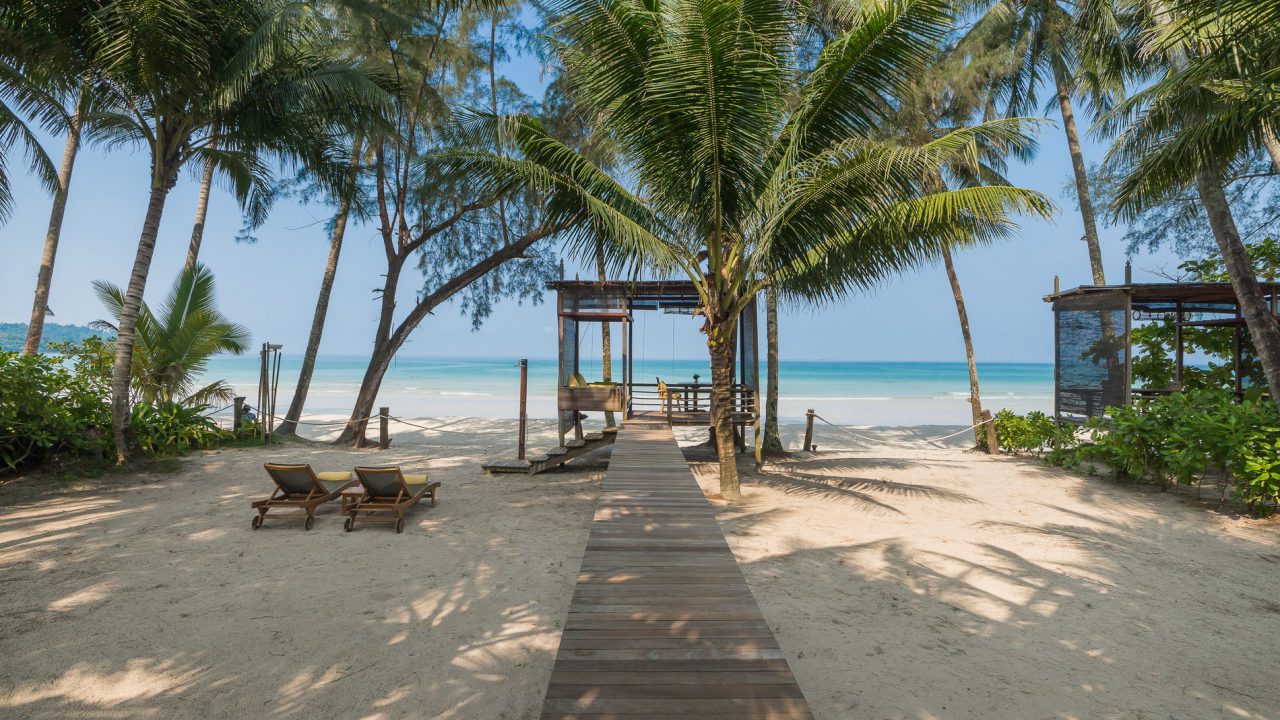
[539,420,811,716]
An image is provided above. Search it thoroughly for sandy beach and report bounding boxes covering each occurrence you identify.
[1,419,1278,719]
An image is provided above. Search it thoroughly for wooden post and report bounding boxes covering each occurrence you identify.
[1053,274,1060,294]
[379,407,389,450]
[982,409,999,454]
[1124,261,1132,284]
[518,359,528,460]
[233,396,245,432]
[803,408,815,452]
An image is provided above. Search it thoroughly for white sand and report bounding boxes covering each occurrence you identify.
[1,419,1277,719]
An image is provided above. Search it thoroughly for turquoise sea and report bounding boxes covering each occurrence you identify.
[202,355,1053,426]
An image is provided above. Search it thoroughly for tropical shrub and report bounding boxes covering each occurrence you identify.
[991,410,1074,454]
[130,402,228,456]
[0,337,113,472]
[1031,389,1280,513]
[94,264,249,405]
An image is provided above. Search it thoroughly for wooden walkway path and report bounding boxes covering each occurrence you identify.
[540,420,812,719]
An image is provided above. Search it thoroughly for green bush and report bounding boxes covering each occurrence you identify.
[989,409,1074,454]
[0,339,113,472]
[1,336,239,474]
[130,401,229,456]
[1037,390,1280,513]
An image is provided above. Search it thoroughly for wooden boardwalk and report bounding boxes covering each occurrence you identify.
[540,420,812,719]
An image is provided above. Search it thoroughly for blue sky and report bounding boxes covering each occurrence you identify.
[0,53,1186,364]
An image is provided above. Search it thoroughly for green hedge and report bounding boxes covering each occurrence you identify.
[996,390,1280,513]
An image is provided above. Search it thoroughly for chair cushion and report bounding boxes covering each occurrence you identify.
[403,474,430,484]
[317,471,352,482]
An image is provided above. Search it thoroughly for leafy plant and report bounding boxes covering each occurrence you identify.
[988,410,1075,454]
[94,264,249,405]
[0,337,112,472]
[130,402,227,456]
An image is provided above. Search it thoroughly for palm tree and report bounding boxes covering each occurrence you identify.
[964,0,1125,284]
[84,0,384,461]
[1104,0,1280,407]
[93,264,249,406]
[1,1,99,354]
[277,137,367,435]
[761,285,784,454]
[444,0,1052,499]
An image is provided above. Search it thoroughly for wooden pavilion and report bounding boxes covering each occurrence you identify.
[549,280,761,446]
[1045,277,1280,421]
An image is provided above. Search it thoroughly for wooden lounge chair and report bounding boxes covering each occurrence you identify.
[252,464,356,530]
[345,466,441,533]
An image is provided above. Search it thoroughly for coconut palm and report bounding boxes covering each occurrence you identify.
[276,137,368,435]
[1103,0,1280,408]
[93,264,249,406]
[443,0,1052,498]
[82,0,385,461]
[1,0,100,354]
[961,0,1130,284]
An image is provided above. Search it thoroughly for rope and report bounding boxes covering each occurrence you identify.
[811,413,993,447]
[199,403,235,417]
[387,415,559,436]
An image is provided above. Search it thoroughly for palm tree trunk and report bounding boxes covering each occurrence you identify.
[277,140,362,436]
[22,110,83,355]
[111,182,172,462]
[762,285,784,454]
[1262,120,1280,173]
[183,149,216,272]
[595,243,615,426]
[1195,170,1280,408]
[711,326,742,499]
[1053,61,1106,285]
[941,244,986,448]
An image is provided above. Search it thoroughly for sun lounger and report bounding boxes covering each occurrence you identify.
[345,466,441,533]
[252,464,356,530]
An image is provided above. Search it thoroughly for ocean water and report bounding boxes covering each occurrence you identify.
[202,355,1053,427]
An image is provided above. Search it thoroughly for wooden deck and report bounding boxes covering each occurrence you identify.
[540,420,812,719]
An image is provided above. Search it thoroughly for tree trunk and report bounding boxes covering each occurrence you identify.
[762,285,784,454]
[111,182,172,462]
[23,111,83,355]
[335,256,402,445]
[183,148,217,272]
[1196,170,1280,408]
[1053,61,1107,285]
[708,322,741,500]
[595,243,615,426]
[277,140,362,436]
[941,244,986,448]
[1262,120,1280,173]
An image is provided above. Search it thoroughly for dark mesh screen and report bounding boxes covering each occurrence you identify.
[1055,293,1129,419]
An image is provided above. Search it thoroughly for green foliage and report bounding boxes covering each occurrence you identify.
[1036,389,1280,513]
[94,264,249,405]
[1131,239,1276,392]
[0,337,113,472]
[989,409,1074,454]
[0,335,242,475]
[129,402,227,457]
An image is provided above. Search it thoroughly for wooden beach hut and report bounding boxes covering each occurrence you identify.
[1045,272,1280,422]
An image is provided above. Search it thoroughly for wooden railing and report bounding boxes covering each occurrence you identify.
[627,382,756,421]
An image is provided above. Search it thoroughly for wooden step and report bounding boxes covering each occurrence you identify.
[483,426,620,475]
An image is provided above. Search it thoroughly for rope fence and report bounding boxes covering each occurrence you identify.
[808,412,994,448]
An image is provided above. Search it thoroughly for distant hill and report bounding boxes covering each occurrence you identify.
[0,323,113,353]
